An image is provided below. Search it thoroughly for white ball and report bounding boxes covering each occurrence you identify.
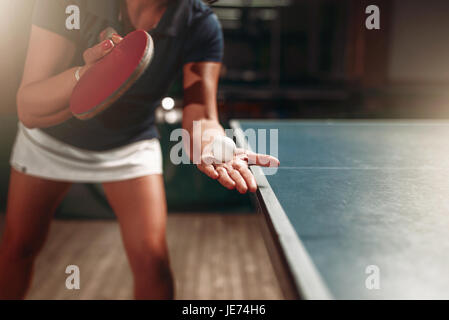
[161,97,175,110]
[212,136,236,163]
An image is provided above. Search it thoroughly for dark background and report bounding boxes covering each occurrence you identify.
[1,0,449,218]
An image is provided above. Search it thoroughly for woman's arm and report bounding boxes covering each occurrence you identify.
[17,25,77,128]
[17,25,117,129]
[182,62,224,160]
[182,62,279,194]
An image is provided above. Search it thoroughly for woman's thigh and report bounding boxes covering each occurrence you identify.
[1,168,72,255]
[102,174,169,269]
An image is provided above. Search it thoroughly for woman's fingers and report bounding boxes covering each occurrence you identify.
[232,160,257,193]
[224,164,248,194]
[216,166,236,190]
[99,27,122,43]
[199,147,274,193]
[111,34,123,45]
[246,151,280,167]
[203,163,252,194]
[197,163,219,179]
[83,39,114,65]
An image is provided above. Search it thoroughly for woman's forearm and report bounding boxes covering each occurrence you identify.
[17,66,85,128]
[19,107,73,129]
[182,104,224,162]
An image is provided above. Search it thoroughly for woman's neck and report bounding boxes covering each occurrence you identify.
[122,0,169,33]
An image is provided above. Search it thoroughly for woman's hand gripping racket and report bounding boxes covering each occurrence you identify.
[70,29,154,120]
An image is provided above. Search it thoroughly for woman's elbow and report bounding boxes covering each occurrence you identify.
[16,89,37,129]
[17,110,38,129]
[18,112,37,129]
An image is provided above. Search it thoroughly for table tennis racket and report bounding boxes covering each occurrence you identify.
[70,29,154,120]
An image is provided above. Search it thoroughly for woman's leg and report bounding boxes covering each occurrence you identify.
[102,175,174,300]
[0,168,71,299]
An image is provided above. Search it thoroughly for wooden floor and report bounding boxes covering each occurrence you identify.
[0,213,283,300]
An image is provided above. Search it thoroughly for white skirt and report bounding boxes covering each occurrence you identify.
[10,122,163,183]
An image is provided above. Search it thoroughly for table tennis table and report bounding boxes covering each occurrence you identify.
[230,119,449,300]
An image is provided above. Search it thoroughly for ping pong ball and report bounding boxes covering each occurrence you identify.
[162,97,175,110]
[212,136,236,163]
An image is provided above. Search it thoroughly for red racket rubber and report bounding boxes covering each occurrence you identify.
[70,30,154,120]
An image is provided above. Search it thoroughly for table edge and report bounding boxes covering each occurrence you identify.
[230,119,333,300]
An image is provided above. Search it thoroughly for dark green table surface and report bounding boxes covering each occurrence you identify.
[232,120,449,299]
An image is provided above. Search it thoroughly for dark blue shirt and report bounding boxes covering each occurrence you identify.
[32,0,223,151]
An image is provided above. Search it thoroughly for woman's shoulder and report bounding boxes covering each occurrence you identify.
[32,0,83,42]
[181,0,223,64]
[32,0,120,47]
[33,0,86,21]
[186,0,216,24]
